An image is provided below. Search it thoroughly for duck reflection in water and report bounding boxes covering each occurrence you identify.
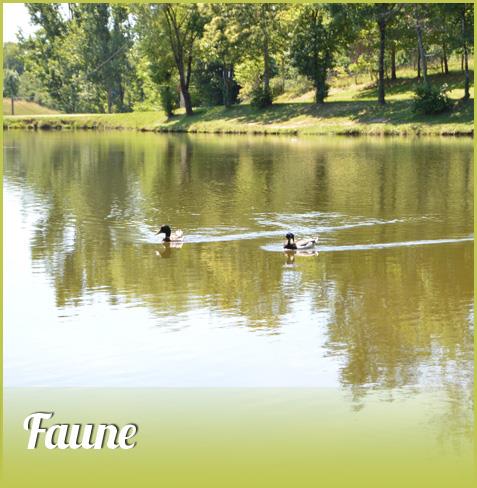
[283,249,318,265]
[155,241,184,258]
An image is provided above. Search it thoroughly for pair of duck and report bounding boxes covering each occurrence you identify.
[157,225,318,250]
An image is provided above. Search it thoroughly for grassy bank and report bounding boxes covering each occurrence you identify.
[4,100,473,136]
[4,72,474,136]
[3,98,60,116]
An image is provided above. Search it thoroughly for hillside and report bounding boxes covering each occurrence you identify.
[3,98,60,116]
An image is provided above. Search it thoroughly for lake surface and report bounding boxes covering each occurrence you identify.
[4,132,473,401]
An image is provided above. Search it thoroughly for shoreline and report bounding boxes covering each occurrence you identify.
[3,102,474,137]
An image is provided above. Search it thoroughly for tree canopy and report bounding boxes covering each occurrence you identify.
[5,2,474,115]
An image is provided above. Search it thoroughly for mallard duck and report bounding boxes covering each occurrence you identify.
[156,224,184,242]
[284,232,318,250]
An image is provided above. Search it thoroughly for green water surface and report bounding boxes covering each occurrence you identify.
[4,132,473,403]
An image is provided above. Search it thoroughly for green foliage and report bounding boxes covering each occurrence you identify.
[134,4,208,115]
[290,4,350,103]
[3,69,20,98]
[250,85,273,108]
[73,4,133,112]
[18,70,54,107]
[19,3,133,113]
[7,3,475,115]
[132,6,176,113]
[191,61,239,107]
[128,49,162,112]
[199,4,244,107]
[282,73,313,98]
[3,42,24,74]
[232,3,289,104]
[234,58,264,99]
[413,83,452,114]
[158,85,176,118]
[269,77,285,98]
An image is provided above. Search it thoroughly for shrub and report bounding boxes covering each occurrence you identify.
[191,62,240,107]
[413,83,451,115]
[159,85,176,118]
[250,85,273,109]
[270,77,285,98]
[283,74,313,98]
[235,58,264,100]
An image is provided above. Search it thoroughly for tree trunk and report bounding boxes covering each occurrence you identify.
[442,44,449,74]
[416,22,428,84]
[281,57,285,93]
[178,69,193,116]
[181,85,193,115]
[461,54,464,72]
[107,88,113,114]
[263,36,270,94]
[222,65,232,108]
[315,84,325,104]
[11,96,14,115]
[463,50,469,100]
[462,9,470,100]
[222,66,228,107]
[118,82,125,112]
[417,49,421,79]
[378,19,386,105]
[391,42,397,80]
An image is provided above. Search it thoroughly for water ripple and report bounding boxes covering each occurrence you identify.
[261,236,474,253]
[132,214,440,244]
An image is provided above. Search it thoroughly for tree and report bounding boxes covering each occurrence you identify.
[200,4,244,107]
[386,12,415,81]
[162,4,206,115]
[290,5,334,104]
[192,60,240,108]
[107,4,133,112]
[460,3,473,100]
[21,3,72,110]
[26,3,66,38]
[413,3,429,85]
[428,4,455,75]
[134,4,206,116]
[3,42,26,113]
[133,5,179,116]
[22,3,134,113]
[370,3,401,104]
[3,42,25,74]
[73,4,132,113]
[235,4,288,106]
[10,3,475,115]
[4,69,20,115]
[432,2,474,99]
[347,24,379,85]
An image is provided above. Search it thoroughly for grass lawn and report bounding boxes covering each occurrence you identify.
[4,69,473,136]
[3,98,60,116]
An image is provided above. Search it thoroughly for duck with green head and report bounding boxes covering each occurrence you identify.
[284,232,318,250]
[156,224,184,242]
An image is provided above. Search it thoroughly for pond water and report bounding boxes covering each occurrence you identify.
[4,132,473,402]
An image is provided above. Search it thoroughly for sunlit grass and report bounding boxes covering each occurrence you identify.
[2,98,60,115]
[278,59,474,104]
[4,60,473,136]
